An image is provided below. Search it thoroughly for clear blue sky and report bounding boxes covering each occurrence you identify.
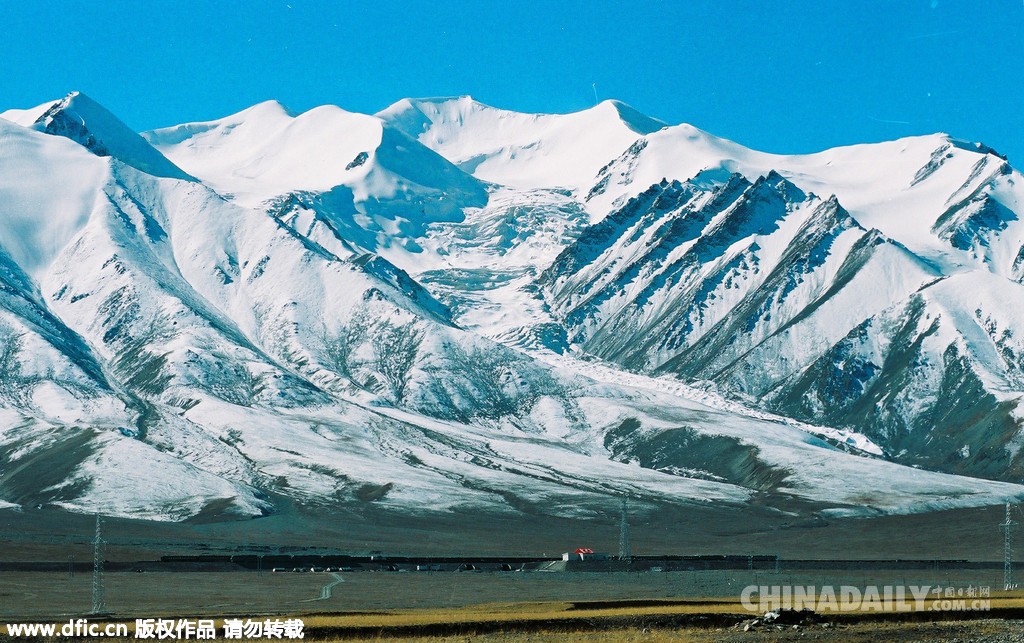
[1,0,1022,161]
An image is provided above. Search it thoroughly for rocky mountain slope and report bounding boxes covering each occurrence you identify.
[533,127,1024,481]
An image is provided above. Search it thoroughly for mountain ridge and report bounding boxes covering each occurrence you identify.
[1,92,1023,526]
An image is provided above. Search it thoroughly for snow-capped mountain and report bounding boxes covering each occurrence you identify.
[1,92,1022,525]
[536,124,1024,481]
[143,100,487,257]
[377,96,665,190]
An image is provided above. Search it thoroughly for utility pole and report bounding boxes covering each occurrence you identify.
[91,514,106,615]
[618,496,631,561]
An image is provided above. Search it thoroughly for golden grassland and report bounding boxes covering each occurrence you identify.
[307,592,1024,623]
[6,593,1024,642]
[300,598,745,628]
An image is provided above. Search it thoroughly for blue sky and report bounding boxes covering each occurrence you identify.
[1,0,1022,161]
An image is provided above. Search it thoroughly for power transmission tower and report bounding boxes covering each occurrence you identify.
[1001,502,1017,590]
[618,496,631,561]
[91,514,106,615]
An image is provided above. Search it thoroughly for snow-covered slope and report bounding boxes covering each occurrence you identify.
[531,120,1024,481]
[1,92,1023,526]
[144,101,488,256]
[584,123,1019,271]
[2,92,192,181]
[0,116,112,276]
[378,96,665,192]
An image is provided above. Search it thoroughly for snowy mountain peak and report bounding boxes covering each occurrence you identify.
[943,135,1008,161]
[22,92,194,181]
[238,98,297,118]
[595,99,666,135]
[144,99,487,221]
[144,98,367,153]
[140,99,297,151]
[378,96,666,190]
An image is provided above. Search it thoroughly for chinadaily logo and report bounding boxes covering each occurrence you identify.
[740,584,992,612]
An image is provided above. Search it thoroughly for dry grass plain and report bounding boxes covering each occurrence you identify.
[4,501,1024,640]
[3,570,1021,620]
[5,594,1024,642]
[4,573,1024,642]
